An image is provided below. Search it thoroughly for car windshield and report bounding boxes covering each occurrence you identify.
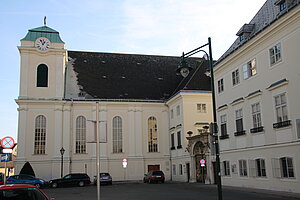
[0,188,47,200]
[100,173,110,176]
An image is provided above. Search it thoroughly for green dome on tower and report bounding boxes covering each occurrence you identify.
[21,25,64,43]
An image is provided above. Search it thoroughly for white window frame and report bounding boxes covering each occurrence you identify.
[274,93,288,122]
[243,59,257,79]
[148,116,158,152]
[218,78,224,93]
[269,43,281,65]
[223,161,230,176]
[179,164,183,175]
[176,105,180,116]
[280,157,295,178]
[112,116,123,153]
[239,159,248,177]
[197,104,207,113]
[76,116,87,154]
[256,158,267,177]
[235,109,243,132]
[232,69,240,86]
[170,109,174,119]
[220,114,227,136]
[252,103,262,128]
[34,115,46,155]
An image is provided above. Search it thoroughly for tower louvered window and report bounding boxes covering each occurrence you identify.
[36,64,48,87]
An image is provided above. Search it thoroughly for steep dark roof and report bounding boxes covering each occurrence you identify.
[65,51,211,101]
[216,0,300,64]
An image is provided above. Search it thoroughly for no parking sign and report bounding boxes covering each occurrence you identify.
[200,159,206,167]
[1,137,15,149]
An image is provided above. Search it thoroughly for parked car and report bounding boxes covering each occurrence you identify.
[93,173,112,185]
[49,173,91,188]
[0,184,55,200]
[0,173,4,185]
[6,174,47,188]
[143,171,165,183]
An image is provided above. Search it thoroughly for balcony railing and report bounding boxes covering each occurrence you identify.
[234,130,246,136]
[273,120,291,129]
[220,134,229,140]
[250,126,264,133]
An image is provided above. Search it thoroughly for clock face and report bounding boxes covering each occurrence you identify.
[35,37,50,51]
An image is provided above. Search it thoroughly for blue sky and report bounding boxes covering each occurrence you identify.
[0,0,264,141]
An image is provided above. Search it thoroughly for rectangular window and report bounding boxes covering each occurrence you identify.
[197,104,207,113]
[171,133,175,149]
[256,159,266,177]
[235,109,243,132]
[176,105,180,116]
[177,131,182,148]
[274,93,288,122]
[243,59,257,79]
[252,103,262,128]
[223,161,230,176]
[218,79,224,93]
[280,157,294,178]
[170,109,174,119]
[220,114,227,136]
[279,1,286,11]
[232,69,240,86]
[239,160,248,177]
[173,164,176,175]
[179,164,183,175]
[269,43,281,65]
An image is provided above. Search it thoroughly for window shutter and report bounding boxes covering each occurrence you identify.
[296,119,300,139]
[248,159,256,177]
[220,162,225,176]
[243,64,248,79]
[271,158,281,178]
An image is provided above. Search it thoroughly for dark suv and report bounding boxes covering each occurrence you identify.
[49,173,91,188]
[143,171,165,183]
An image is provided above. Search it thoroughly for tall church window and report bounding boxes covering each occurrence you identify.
[112,116,123,153]
[34,115,46,154]
[76,116,86,154]
[36,64,48,87]
[148,116,158,152]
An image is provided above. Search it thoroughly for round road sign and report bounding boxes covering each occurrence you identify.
[1,136,15,149]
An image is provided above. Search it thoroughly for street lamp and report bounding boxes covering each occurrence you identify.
[60,147,65,178]
[177,37,223,200]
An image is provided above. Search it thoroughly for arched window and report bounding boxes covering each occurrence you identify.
[34,115,46,154]
[112,116,122,153]
[36,64,48,87]
[76,116,86,154]
[148,116,158,152]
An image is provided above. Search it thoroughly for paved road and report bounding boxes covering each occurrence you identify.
[42,182,300,200]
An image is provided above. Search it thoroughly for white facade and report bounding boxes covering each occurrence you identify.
[214,1,300,193]
[15,26,214,183]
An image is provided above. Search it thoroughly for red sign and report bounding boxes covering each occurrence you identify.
[1,137,15,149]
[200,159,206,167]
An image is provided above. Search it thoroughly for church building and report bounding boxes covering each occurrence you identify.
[15,24,214,182]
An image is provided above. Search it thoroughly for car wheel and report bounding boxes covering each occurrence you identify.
[34,183,41,188]
[79,181,85,187]
[52,183,58,188]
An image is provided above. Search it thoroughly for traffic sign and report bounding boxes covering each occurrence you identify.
[1,154,10,162]
[1,137,15,149]
[200,159,206,167]
[122,158,127,168]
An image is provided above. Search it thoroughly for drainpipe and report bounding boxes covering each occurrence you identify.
[69,99,74,173]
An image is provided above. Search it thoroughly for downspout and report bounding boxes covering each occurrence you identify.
[69,99,74,173]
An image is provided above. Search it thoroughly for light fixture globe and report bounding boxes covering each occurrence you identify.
[176,59,193,77]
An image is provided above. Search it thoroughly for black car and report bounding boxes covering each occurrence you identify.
[143,171,165,183]
[49,173,91,188]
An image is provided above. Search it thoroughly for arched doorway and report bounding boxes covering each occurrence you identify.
[193,141,208,183]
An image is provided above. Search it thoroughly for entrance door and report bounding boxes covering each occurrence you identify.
[148,165,160,172]
[186,163,190,182]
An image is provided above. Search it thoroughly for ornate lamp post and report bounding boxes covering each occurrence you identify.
[177,38,223,200]
[60,147,65,178]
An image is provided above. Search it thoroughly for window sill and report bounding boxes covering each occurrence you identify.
[273,120,291,129]
[250,126,264,133]
[234,130,246,136]
[220,134,229,140]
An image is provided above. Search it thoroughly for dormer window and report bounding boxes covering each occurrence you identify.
[275,0,287,12]
[236,24,255,42]
[239,34,244,42]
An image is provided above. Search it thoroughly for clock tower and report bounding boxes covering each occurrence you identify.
[18,25,67,100]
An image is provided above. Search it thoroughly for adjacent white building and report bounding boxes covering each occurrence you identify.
[214,0,300,193]
[15,25,214,182]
